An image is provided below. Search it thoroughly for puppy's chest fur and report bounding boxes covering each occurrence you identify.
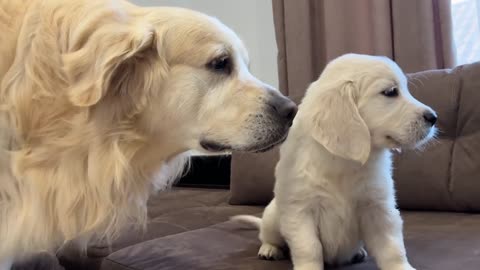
[308,174,369,263]
[275,140,393,263]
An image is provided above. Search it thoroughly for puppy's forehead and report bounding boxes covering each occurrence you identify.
[375,59,407,86]
[328,54,407,85]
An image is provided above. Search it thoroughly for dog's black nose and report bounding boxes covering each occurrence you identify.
[269,96,298,125]
[423,111,437,126]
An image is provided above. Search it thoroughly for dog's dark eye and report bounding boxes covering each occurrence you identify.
[381,87,399,97]
[208,56,231,74]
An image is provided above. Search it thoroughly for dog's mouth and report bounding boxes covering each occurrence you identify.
[200,132,289,154]
[199,140,230,152]
[249,133,288,153]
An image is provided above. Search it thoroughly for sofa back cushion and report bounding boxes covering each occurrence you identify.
[396,62,480,211]
[230,62,480,212]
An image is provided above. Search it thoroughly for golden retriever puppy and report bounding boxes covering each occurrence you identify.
[0,0,297,268]
[233,54,437,270]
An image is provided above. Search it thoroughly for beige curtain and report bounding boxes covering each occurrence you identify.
[273,0,456,102]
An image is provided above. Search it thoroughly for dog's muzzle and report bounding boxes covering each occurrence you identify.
[266,94,298,127]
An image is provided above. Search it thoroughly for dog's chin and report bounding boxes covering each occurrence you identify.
[200,132,289,154]
[199,140,231,153]
[247,134,288,153]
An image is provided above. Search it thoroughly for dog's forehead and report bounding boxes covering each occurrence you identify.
[153,7,250,64]
[206,17,250,64]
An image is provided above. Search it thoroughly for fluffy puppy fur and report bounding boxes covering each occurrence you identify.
[0,0,296,267]
[233,54,437,270]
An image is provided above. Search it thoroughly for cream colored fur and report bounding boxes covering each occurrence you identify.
[0,0,293,267]
[232,54,437,270]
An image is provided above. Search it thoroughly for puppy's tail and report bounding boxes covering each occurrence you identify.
[230,215,262,229]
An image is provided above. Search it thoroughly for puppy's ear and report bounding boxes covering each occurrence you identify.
[309,81,371,164]
[63,24,156,107]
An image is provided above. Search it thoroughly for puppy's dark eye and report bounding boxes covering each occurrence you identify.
[381,87,399,97]
[208,56,231,74]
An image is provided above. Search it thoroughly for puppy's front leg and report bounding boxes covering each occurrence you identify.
[360,204,415,270]
[281,210,323,270]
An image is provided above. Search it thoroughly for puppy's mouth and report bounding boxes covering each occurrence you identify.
[200,132,289,154]
[386,135,403,153]
[386,135,401,147]
[386,127,436,152]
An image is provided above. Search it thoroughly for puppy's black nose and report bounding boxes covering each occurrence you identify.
[268,96,298,125]
[423,111,437,126]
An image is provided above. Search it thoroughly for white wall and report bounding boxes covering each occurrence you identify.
[130,0,279,89]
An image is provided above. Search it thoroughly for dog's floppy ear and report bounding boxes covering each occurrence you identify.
[63,24,156,107]
[310,81,371,164]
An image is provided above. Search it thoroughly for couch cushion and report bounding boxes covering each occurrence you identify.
[101,212,480,270]
[57,188,262,270]
[230,62,480,211]
[395,62,480,211]
[12,253,65,270]
[110,188,261,251]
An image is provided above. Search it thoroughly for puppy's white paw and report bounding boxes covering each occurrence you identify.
[258,243,285,260]
[351,247,368,264]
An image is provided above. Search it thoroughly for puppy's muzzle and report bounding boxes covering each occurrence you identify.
[423,110,437,126]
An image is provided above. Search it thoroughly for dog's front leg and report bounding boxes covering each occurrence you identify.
[360,204,415,270]
[280,209,323,270]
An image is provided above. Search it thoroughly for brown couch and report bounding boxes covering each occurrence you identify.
[16,62,480,269]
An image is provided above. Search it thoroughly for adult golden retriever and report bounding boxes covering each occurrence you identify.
[0,0,297,268]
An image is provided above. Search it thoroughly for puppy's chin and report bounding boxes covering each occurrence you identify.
[384,135,402,149]
[414,126,437,148]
